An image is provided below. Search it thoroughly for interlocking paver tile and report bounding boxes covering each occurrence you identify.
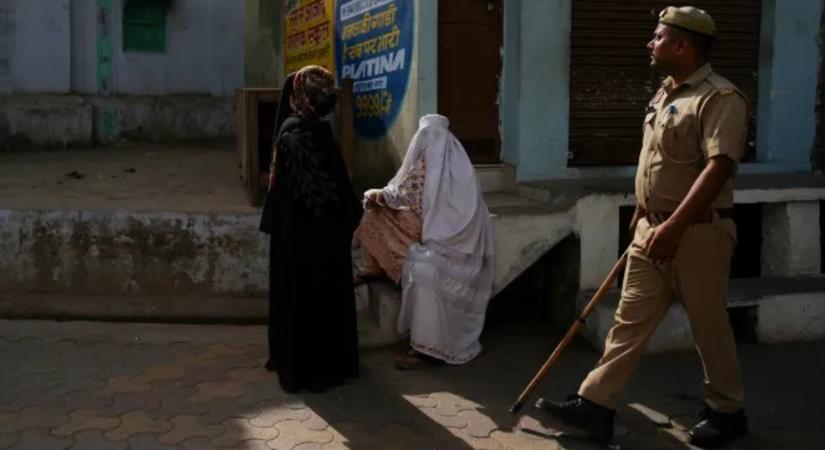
[490,427,559,450]
[68,430,129,450]
[15,361,61,376]
[99,376,152,397]
[140,380,199,403]
[99,392,163,417]
[157,415,224,445]
[300,413,330,432]
[132,364,189,385]
[516,415,564,439]
[187,381,246,404]
[237,439,272,450]
[324,422,430,450]
[212,418,281,447]
[155,395,210,420]
[457,409,501,438]
[194,344,247,361]
[197,399,260,425]
[249,407,311,428]
[4,406,69,433]
[226,367,276,384]
[0,394,21,413]
[51,409,120,437]
[7,432,73,450]
[402,394,438,409]
[268,420,334,450]
[419,406,469,430]
[128,433,187,450]
[104,411,172,441]
[0,412,18,433]
[63,388,115,412]
[180,436,214,450]
[430,392,480,417]
[453,434,506,450]
[0,434,20,450]
[292,443,324,450]
[172,365,230,387]
[235,383,293,408]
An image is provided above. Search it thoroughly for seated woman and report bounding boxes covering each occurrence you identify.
[354,114,495,370]
[260,65,362,393]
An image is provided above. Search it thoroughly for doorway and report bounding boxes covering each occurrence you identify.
[438,0,502,164]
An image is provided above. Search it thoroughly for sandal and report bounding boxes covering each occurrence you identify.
[394,350,444,371]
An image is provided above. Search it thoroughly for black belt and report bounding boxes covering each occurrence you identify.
[643,208,733,225]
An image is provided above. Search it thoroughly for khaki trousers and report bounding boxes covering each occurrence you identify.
[578,216,745,413]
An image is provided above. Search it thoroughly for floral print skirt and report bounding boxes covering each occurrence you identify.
[354,207,422,284]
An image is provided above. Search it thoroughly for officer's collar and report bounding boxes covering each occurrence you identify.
[663,63,713,90]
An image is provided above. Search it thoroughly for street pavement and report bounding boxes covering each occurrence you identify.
[0,319,823,450]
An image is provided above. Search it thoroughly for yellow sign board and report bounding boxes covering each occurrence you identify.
[284,0,335,75]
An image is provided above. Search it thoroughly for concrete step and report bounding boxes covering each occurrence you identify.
[579,276,825,353]
[354,281,403,349]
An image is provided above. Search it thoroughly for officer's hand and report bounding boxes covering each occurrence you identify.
[644,219,686,264]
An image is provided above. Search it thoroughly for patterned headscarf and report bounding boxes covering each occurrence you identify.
[290,65,336,119]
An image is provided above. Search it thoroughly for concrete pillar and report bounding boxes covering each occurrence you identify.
[762,202,822,276]
[576,195,620,290]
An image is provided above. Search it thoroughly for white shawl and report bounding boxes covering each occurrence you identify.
[385,114,495,364]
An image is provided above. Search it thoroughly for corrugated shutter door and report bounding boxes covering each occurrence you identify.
[569,1,761,165]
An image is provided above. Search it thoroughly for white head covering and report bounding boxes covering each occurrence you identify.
[385,114,494,256]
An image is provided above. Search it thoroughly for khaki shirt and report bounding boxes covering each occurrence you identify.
[634,64,749,212]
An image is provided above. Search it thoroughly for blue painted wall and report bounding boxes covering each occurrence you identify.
[756,0,822,168]
[501,0,573,181]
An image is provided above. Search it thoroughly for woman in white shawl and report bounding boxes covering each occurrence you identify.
[354,114,495,369]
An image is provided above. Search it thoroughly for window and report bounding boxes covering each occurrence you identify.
[123,0,172,53]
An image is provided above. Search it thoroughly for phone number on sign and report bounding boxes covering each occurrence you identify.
[355,91,393,118]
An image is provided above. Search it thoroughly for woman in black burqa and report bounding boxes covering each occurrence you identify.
[259,65,362,393]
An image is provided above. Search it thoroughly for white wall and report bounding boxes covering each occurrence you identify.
[1,0,72,93]
[4,0,243,96]
[111,0,244,96]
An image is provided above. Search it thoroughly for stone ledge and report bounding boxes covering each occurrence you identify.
[577,276,825,353]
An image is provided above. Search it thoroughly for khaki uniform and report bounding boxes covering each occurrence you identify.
[579,64,749,413]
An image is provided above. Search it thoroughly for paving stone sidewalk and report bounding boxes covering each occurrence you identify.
[0,319,822,450]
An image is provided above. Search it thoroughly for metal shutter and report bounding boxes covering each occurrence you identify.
[569,1,761,165]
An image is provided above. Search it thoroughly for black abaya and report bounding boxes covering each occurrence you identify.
[260,114,362,394]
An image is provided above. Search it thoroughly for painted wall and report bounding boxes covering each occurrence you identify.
[0,0,72,93]
[3,0,243,96]
[501,0,571,181]
[349,0,433,190]
[756,0,823,168]
[244,0,284,88]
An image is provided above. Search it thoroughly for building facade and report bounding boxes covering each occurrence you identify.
[0,0,244,146]
[247,0,825,347]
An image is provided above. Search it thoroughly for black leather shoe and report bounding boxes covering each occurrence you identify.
[535,394,615,443]
[688,407,748,449]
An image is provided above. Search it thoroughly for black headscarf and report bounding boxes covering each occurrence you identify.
[261,73,297,234]
[274,72,297,141]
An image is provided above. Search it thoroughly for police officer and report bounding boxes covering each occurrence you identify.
[536,6,749,448]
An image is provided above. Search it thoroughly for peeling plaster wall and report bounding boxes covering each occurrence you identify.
[0,210,267,297]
